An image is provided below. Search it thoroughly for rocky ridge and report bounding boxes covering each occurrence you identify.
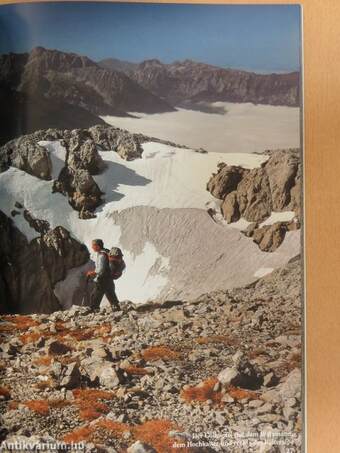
[0,258,302,452]
[0,47,173,116]
[0,48,174,144]
[0,84,109,147]
[112,59,300,108]
[0,125,197,218]
[207,149,302,252]
[0,210,89,314]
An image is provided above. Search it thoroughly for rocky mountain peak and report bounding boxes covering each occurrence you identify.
[130,57,300,106]
[139,58,164,68]
[27,46,97,72]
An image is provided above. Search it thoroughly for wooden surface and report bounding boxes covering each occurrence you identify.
[1,0,340,451]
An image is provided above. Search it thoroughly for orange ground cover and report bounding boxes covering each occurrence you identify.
[95,419,129,437]
[19,331,42,344]
[180,377,222,404]
[63,418,191,452]
[72,388,115,400]
[227,385,259,400]
[63,426,94,443]
[141,346,181,362]
[8,400,19,410]
[72,388,116,421]
[124,365,151,375]
[24,400,50,415]
[1,315,39,331]
[0,386,11,398]
[33,355,53,366]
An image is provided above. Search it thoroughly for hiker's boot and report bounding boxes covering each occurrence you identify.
[111,303,121,313]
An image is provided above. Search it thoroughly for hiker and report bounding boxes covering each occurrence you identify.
[86,239,120,311]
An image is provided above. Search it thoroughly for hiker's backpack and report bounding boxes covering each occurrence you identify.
[107,247,126,280]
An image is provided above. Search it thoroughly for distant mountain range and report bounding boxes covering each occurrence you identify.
[0,47,300,144]
[98,57,300,107]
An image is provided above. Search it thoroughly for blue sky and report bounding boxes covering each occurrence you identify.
[0,2,301,73]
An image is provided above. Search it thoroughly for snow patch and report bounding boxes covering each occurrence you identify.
[93,141,268,212]
[39,140,66,179]
[260,211,295,227]
[0,141,300,305]
[254,267,274,278]
[0,167,79,241]
[117,242,170,303]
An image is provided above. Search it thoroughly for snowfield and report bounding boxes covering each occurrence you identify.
[0,141,300,305]
[39,140,66,179]
[93,142,268,212]
[102,102,300,154]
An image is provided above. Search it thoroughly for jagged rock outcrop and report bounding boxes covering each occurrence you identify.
[23,210,50,235]
[88,124,145,160]
[242,218,301,252]
[221,191,240,223]
[265,150,301,212]
[0,125,200,218]
[207,149,302,251]
[0,135,52,179]
[0,210,89,314]
[0,258,302,451]
[54,166,103,214]
[236,167,273,223]
[206,164,245,200]
[65,132,105,174]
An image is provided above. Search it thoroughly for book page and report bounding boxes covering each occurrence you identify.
[0,2,303,452]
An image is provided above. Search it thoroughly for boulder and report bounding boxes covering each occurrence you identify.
[81,357,121,388]
[265,149,300,211]
[127,441,157,453]
[252,222,288,252]
[237,167,272,222]
[0,136,52,180]
[278,368,301,400]
[89,125,144,160]
[56,166,102,213]
[207,148,302,252]
[242,222,258,237]
[59,363,82,389]
[48,340,73,356]
[116,134,143,160]
[99,364,121,389]
[66,133,104,174]
[221,191,240,223]
[289,161,302,217]
[217,367,238,385]
[231,359,264,390]
[23,209,50,235]
[0,211,89,313]
[207,165,245,200]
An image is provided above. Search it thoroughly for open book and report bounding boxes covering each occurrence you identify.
[0,2,303,452]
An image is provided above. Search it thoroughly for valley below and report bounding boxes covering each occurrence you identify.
[102,102,300,154]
